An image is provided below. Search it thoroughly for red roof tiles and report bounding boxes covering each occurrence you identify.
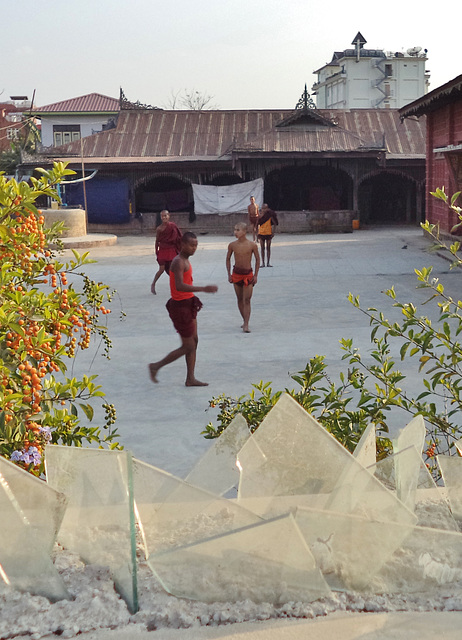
[33,93,119,114]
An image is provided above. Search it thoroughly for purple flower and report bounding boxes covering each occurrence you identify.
[10,446,42,466]
[26,446,42,465]
[39,426,52,442]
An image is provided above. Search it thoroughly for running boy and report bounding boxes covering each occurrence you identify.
[149,232,218,386]
[226,222,260,333]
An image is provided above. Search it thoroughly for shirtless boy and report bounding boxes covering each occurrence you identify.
[247,195,259,242]
[226,222,260,333]
[149,232,218,386]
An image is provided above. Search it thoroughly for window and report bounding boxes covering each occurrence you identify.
[6,113,22,123]
[6,128,19,140]
[53,124,81,146]
[385,64,393,77]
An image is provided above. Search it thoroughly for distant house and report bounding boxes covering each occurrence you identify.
[0,97,32,152]
[25,87,426,231]
[32,93,119,148]
[399,74,462,233]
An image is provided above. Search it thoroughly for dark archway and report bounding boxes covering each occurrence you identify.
[359,173,420,225]
[135,175,191,213]
[264,164,353,211]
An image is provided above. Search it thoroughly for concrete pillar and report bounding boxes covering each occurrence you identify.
[41,208,87,237]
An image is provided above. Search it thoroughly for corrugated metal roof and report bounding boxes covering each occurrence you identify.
[47,107,425,160]
[33,93,119,114]
[336,109,426,155]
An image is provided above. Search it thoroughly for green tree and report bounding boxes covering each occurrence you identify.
[422,187,462,268]
[0,162,121,475]
[0,143,22,175]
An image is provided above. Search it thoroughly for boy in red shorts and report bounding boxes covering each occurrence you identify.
[149,232,218,386]
[226,222,260,333]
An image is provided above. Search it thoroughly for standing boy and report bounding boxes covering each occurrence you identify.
[151,210,182,295]
[149,232,218,386]
[247,195,259,242]
[226,222,260,333]
[257,204,278,267]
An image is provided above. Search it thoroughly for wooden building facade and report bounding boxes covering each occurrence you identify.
[400,74,462,234]
[24,89,427,234]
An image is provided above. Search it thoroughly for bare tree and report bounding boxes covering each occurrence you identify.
[165,89,182,109]
[164,88,219,110]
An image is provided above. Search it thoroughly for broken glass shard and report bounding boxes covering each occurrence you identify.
[236,394,415,526]
[325,456,417,525]
[353,423,376,468]
[0,456,67,551]
[185,414,250,496]
[393,415,426,458]
[369,447,457,528]
[132,458,262,557]
[0,457,69,601]
[372,522,462,594]
[237,394,363,499]
[148,513,331,604]
[437,454,462,522]
[45,445,138,613]
[295,506,414,591]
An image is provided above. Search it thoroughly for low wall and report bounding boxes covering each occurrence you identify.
[88,210,357,236]
[41,208,87,238]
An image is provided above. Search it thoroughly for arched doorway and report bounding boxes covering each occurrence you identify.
[264,164,353,210]
[135,175,192,214]
[358,172,420,224]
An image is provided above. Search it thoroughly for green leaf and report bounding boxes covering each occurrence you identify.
[79,403,95,421]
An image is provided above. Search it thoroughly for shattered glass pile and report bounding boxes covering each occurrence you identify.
[1,393,462,612]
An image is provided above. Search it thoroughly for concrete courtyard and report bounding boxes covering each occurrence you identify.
[49,226,462,640]
[64,226,459,478]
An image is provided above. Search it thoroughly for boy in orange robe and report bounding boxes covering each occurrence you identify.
[257,204,278,267]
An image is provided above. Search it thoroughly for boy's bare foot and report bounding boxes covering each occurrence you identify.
[261,264,265,267]
[267,264,273,267]
[242,327,251,333]
[148,363,159,383]
[185,378,209,386]
[151,283,157,295]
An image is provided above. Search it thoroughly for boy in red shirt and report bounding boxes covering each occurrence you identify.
[149,232,218,386]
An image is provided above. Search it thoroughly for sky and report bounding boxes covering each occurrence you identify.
[1,0,460,111]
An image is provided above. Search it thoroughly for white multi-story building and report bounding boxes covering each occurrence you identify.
[312,32,429,109]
